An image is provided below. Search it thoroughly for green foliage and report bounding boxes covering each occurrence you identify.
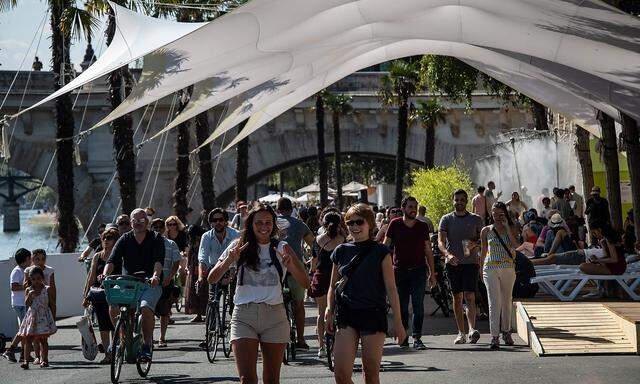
[323,92,353,114]
[410,98,447,129]
[420,55,532,109]
[406,160,473,224]
[378,59,422,107]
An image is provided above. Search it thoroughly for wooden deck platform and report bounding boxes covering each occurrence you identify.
[516,302,640,356]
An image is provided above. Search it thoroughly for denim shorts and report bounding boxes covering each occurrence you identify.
[12,305,27,325]
[139,285,163,313]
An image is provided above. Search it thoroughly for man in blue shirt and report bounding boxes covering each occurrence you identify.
[276,197,314,350]
[198,208,240,294]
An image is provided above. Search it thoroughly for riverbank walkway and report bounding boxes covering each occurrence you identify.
[1,298,639,384]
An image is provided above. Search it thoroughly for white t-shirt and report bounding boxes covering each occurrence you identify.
[10,266,26,307]
[25,265,55,286]
[220,240,287,305]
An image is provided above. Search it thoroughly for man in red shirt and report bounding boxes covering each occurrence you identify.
[384,196,436,350]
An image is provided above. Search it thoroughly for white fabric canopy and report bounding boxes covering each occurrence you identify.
[12,2,206,118]
[258,193,295,203]
[342,181,368,193]
[296,183,337,194]
[18,0,640,151]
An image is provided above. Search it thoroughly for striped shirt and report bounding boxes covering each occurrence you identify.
[483,228,514,270]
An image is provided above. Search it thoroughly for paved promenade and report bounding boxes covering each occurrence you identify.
[1,298,639,384]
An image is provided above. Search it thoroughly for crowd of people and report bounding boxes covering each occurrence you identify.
[2,182,639,381]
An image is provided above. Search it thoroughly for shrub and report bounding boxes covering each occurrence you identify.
[406,161,473,224]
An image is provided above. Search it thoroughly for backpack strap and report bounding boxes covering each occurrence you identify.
[269,238,284,285]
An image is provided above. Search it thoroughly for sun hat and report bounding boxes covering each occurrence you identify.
[549,213,565,229]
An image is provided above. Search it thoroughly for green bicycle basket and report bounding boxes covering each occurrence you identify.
[103,278,147,307]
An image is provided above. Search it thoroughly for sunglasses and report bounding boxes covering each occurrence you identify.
[211,217,225,223]
[117,221,130,226]
[167,222,178,227]
[131,218,147,224]
[391,210,402,214]
[103,235,116,241]
[346,219,366,227]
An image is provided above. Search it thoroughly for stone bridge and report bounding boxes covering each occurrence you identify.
[0,70,531,230]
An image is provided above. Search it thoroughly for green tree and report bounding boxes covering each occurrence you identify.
[323,92,352,210]
[410,98,447,168]
[420,55,549,130]
[378,59,422,206]
[315,91,329,207]
[406,161,473,224]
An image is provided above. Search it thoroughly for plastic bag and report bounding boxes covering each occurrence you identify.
[76,308,98,361]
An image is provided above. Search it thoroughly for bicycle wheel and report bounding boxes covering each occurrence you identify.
[325,334,334,372]
[205,304,219,363]
[136,342,153,377]
[110,318,126,384]
[221,292,232,358]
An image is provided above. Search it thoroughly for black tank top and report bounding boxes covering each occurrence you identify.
[92,253,108,287]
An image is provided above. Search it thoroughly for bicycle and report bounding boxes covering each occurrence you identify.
[282,284,296,364]
[204,283,233,362]
[428,234,453,317]
[103,275,154,384]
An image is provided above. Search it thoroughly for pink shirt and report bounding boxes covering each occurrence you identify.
[472,194,487,219]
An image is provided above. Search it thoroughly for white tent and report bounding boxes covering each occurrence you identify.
[296,193,333,203]
[258,193,295,203]
[13,0,640,152]
[342,181,369,193]
[296,183,337,194]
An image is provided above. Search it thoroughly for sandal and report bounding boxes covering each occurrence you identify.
[20,362,29,370]
[40,361,49,368]
[158,341,167,348]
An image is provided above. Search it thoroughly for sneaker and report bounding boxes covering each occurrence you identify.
[40,361,49,368]
[454,333,467,345]
[137,345,152,363]
[295,342,310,351]
[400,336,410,348]
[413,339,427,350]
[158,341,167,348]
[502,332,514,346]
[468,330,480,344]
[2,350,16,363]
[490,336,500,350]
[20,362,29,370]
[317,347,326,358]
[97,343,105,354]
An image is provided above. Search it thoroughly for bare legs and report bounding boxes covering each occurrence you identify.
[231,339,286,384]
[315,295,327,349]
[452,292,477,334]
[333,327,385,384]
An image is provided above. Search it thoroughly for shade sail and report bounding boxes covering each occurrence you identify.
[258,193,295,203]
[342,181,369,192]
[296,183,337,194]
[16,0,640,152]
[11,2,207,118]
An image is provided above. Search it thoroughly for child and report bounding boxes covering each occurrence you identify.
[17,266,57,369]
[24,249,56,306]
[2,248,32,363]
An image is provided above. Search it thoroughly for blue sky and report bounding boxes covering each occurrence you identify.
[0,0,105,71]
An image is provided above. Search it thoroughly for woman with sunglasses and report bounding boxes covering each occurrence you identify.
[479,202,520,350]
[81,228,120,363]
[326,203,405,384]
[208,204,310,384]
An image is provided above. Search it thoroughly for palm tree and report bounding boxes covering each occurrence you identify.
[316,91,329,207]
[173,86,192,223]
[2,0,96,251]
[195,112,216,211]
[574,125,594,198]
[620,113,640,242]
[235,120,249,202]
[410,98,447,169]
[323,92,352,210]
[378,59,421,206]
[85,0,145,215]
[597,111,623,230]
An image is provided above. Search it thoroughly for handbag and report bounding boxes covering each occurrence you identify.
[492,227,515,260]
[76,308,98,361]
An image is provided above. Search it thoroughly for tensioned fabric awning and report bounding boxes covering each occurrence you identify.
[13,0,640,151]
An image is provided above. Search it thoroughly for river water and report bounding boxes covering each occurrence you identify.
[0,210,87,261]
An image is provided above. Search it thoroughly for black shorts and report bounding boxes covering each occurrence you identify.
[445,263,478,294]
[155,283,177,317]
[336,304,388,336]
